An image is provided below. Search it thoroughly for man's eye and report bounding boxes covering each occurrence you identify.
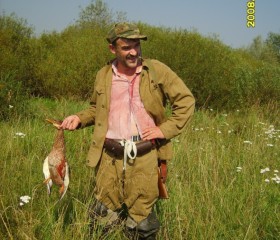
[122,47,130,51]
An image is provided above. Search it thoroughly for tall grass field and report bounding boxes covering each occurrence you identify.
[0,99,279,240]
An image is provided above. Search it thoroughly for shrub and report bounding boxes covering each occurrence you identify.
[34,26,111,99]
[1,8,280,111]
[0,72,29,120]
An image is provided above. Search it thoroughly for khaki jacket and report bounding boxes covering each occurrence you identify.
[76,59,195,167]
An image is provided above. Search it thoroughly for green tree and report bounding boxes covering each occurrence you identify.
[0,13,34,120]
[247,36,278,63]
[0,13,33,76]
[77,0,127,28]
[265,32,280,63]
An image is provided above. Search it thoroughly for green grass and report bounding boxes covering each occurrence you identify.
[0,99,279,239]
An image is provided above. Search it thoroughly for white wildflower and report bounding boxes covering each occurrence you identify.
[15,132,26,138]
[260,167,270,174]
[20,195,31,203]
[243,140,252,144]
[267,144,274,147]
[271,175,280,182]
[9,105,13,109]
[264,179,270,183]
[19,195,31,206]
[272,174,280,184]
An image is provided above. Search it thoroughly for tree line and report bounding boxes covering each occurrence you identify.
[1,0,280,120]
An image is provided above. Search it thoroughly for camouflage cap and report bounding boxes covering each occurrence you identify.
[106,22,147,43]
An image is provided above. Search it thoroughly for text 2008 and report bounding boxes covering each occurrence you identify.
[247,0,255,28]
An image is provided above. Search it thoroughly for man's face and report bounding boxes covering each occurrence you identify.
[109,38,141,70]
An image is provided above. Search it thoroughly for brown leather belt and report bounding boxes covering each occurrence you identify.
[104,138,156,158]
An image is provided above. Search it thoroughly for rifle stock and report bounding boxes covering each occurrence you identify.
[158,167,169,199]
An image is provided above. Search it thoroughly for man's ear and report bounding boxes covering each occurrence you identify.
[109,44,116,54]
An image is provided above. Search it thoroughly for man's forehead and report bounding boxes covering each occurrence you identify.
[117,38,140,45]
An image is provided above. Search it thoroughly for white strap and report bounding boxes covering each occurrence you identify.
[120,140,137,171]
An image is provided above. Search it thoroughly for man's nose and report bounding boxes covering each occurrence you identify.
[129,48,138,56]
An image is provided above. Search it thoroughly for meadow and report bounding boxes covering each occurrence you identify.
[0,99,279,240]
[1,1,280,238]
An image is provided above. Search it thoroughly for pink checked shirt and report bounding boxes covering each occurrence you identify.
[105,61,156,140]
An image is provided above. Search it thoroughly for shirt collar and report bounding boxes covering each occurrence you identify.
[111,59,142,77]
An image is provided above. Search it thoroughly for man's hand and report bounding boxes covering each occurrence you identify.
[60,115,81,130]
[142,126,164,140]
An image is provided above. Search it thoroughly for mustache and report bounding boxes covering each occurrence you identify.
[127,54,142,60]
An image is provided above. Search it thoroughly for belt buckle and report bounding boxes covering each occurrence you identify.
[131,135,141,142]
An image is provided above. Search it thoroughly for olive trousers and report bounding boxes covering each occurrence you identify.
[94,147,159,223]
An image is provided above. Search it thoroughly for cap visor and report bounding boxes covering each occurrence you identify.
[126,34,147,40]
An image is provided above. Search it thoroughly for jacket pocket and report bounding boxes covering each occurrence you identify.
[96,86,105,95]
[95,86,106,109]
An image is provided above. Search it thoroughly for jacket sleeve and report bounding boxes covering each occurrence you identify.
[75,79,99,129]
[157,62,195,139]
[75,93,96,128]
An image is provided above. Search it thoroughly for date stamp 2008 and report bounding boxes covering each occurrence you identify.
[247,0,255,28]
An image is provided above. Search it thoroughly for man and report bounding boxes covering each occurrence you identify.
[60,22,195,239]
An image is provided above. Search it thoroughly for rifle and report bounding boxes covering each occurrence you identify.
[158,160,169,199]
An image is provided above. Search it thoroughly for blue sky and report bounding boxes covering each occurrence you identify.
[1,0,279,48]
